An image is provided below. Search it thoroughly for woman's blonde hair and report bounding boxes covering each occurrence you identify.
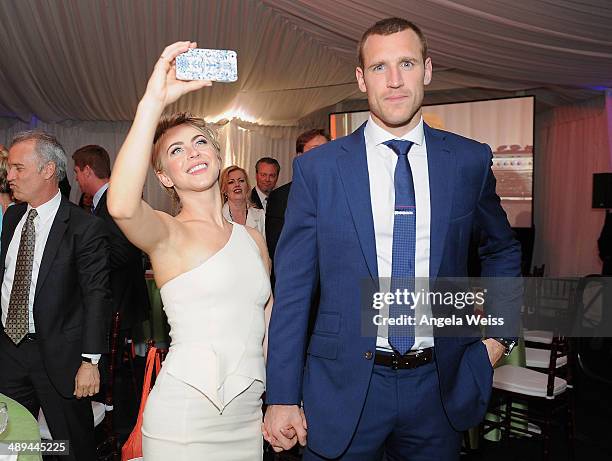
[0,146,10,194]
[219,165,251,204]
[152,113,221,202]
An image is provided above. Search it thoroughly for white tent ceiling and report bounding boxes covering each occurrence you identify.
[0,0,610,125]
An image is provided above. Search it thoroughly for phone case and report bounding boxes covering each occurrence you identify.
[175,48,238,82]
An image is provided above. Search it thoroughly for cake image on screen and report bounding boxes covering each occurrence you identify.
[492,145,533,228]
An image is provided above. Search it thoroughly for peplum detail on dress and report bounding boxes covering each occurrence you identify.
[158,224,270,412]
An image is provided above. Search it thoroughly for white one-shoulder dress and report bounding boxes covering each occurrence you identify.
[142,224,269,460]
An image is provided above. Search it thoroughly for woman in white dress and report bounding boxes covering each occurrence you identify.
[220,165,266,236]
[107,41,272,460]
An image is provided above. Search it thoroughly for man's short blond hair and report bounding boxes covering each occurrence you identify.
[357,17,428,68]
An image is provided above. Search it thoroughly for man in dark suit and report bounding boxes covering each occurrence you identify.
[72,145,150,331]
[0,131,112,460]
[250,157,280,210]
[266,129,330,267]
[264,18,521,460]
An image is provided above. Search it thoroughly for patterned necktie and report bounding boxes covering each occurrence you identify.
[5,209,38,344]
[384,139,416,355]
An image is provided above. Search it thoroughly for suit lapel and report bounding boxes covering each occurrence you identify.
[336,124,378,280]
[251,188,263,209]
[0,203,28,282]
[94,190,107,217]
[35,196,70,299]
[425,124,455,279]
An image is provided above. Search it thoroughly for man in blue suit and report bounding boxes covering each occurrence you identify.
[264,17,521,460]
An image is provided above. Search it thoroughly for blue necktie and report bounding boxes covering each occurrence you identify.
[384,139,416,355]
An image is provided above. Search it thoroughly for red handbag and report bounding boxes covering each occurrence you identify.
[121,346,162,461]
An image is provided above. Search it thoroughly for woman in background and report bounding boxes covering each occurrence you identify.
[220,165,265,237]
[0,146,15,235]
[107,41,272,460]
[78,192,93,211]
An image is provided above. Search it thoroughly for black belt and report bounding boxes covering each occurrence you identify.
[374,348,433,370]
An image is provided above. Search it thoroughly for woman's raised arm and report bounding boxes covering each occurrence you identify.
[108,41,211,253]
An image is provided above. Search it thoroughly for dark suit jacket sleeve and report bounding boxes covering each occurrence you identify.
[250,187,263,209]
[96,194,149,327]
[75,216,112,353]
[265,185,289,261]
[266,161,318,404]
[475,148,523,338]
[98,195,138,270]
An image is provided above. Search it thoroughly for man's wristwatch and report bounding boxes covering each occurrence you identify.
[82,357,100,365]
[491,338,517,356]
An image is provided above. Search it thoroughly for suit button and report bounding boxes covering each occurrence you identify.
[364,351,373,360]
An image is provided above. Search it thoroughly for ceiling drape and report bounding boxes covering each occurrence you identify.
[0,0,358,124]
[1,0,610,125]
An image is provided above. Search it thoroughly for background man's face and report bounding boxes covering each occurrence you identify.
[256,163,278,194]
[74,166,89,195]
[7,140,49,204]
[303,135,328,153]
[356,29,432,135]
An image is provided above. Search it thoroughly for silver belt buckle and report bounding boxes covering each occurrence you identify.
[391,353,400,370]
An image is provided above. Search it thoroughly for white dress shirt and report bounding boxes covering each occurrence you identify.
[254,186,268,212]
[364,116,435,351]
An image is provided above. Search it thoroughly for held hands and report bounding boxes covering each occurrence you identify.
[74,362,100,398]
[143,41,212,108]
[262,404,307,452]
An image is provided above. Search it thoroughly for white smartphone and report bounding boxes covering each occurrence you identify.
[175,48,238,82]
